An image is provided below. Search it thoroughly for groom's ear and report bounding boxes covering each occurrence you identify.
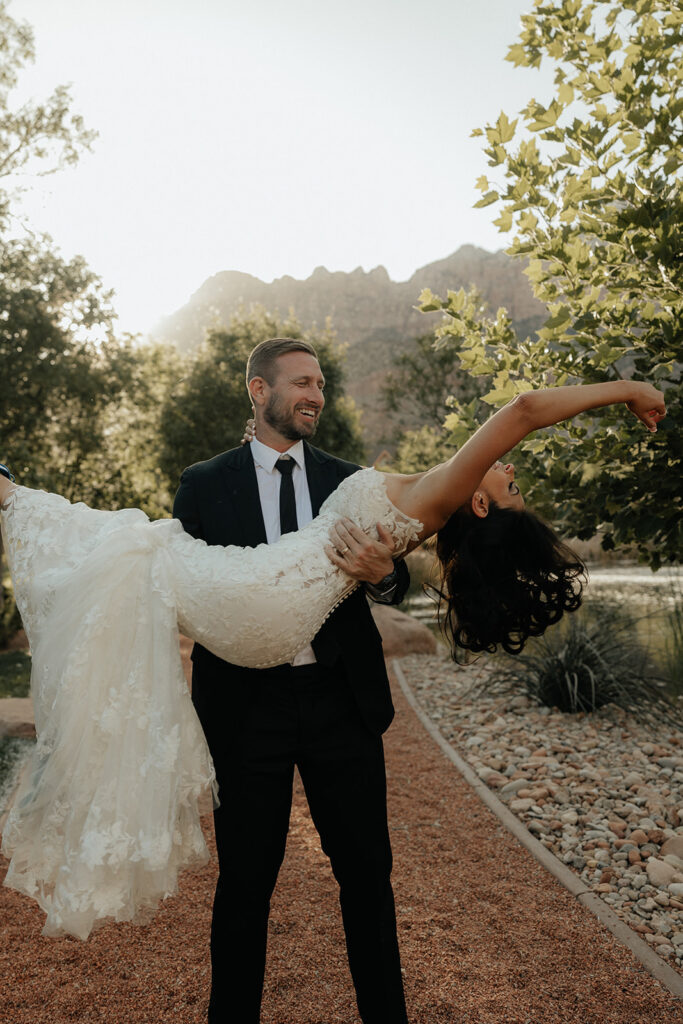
[248,376,268,407]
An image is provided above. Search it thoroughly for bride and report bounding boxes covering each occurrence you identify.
[0,377,665,939]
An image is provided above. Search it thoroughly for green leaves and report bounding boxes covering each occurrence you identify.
[412,0,683,566]
[473,190,499,208]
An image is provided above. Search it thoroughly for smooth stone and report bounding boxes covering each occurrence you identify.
[668,883,683,898]
[661,836,683,859]
[646,859,679,886]
[510,798,534,812]
[500,778,530,796]
[628,829,649,845]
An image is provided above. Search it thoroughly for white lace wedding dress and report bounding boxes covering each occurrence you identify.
[0,468,422,940]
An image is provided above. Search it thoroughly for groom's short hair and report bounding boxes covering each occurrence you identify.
[246,338,319,386]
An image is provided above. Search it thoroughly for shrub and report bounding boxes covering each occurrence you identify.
[0,582,21,650]
[662,587,683,699]
[485,600,681,727]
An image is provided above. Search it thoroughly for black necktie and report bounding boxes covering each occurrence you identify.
[275,457,298,535]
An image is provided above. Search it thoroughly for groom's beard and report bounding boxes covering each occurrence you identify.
[264,392,320,441]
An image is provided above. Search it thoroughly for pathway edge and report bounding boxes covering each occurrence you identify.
[391,657,683,1001]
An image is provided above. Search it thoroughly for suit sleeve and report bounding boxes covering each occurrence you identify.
[364,557,410,607]
[173,469,204,540]
[389,558,410,606]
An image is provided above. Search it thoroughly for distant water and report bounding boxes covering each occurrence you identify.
[0,737,33,821]
[405,564,683,622]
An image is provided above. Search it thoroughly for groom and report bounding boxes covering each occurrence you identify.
[173,337,411,1024]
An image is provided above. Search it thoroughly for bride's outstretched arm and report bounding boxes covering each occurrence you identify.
[387,379,666,535]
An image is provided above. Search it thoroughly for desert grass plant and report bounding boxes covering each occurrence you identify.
[484,600,682,728]
[662,585,683,699]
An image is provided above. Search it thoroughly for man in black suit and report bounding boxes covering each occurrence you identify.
[173,337,410,1024]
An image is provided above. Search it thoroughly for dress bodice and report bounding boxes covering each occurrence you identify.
[0,469,421,939]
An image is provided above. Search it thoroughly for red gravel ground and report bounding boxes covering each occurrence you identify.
[1,664,682,1024]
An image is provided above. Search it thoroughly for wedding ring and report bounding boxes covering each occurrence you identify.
[338,546,349,555]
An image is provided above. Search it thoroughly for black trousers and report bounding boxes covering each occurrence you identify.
[207,662,408,1024]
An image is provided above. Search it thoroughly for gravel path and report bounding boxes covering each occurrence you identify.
[1,660,682,1023]
[398,651,683,977]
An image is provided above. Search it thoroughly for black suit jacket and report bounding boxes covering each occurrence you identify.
[172,442,410,759]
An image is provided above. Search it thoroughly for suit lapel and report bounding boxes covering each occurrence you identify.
[222,445,268,547]
[303,442,339,516]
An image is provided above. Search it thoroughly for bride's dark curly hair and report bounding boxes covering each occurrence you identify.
[433,503,586,657]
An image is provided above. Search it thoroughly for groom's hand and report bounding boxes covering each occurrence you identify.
[325,518,396,584]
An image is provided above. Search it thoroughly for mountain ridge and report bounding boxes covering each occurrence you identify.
[153,245,546,453]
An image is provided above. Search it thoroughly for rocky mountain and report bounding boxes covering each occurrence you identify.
[153,245,545,455]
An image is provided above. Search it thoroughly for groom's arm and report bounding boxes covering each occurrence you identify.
[328,462,410,607]
[173,468,204,540]
[365,558,409,606]
[327,515,410,607]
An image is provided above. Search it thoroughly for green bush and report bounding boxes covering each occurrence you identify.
[485,601,681,727]
[0,651,31,698]
[662,588,683,699]
[0,583,21,649]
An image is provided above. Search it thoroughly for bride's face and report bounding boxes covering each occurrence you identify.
[264,352,326,441]
[477,462,524,512]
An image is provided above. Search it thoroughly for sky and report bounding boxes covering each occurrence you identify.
[9,0,555,335]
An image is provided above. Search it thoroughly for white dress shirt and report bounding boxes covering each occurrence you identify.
[250,437,316,665]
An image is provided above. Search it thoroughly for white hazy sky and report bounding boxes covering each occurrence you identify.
[9,0,555,334]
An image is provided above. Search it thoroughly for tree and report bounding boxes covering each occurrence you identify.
[382,331,481,431]
[0,4,177,517]
[158,307,366,493]
[1,232,180,514]
[418,0,682,566]
[0,1,96,227]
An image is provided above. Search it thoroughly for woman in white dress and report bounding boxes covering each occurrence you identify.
[0,378,665,939]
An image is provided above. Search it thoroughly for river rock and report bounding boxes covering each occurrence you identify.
[661,836,683,860]
[628,829,649,846]
[646,859,679,887]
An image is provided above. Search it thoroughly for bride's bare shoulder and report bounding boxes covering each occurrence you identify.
[381,470,446,542]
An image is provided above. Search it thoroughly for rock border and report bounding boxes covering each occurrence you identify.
[392,657,683,1001]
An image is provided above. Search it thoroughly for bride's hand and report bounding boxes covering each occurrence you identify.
[626,382,666,433]
[240,416,256,445]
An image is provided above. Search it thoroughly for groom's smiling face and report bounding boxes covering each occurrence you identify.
[262,351,325,442]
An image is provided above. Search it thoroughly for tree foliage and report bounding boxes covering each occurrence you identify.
[158,307,366,495]
[1,232,180,514]
[0,4,180,517]
[382,331,480,430]
[0,0,96,226]
[418,0,682,566]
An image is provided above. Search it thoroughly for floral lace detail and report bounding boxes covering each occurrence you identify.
[0,470,421,938]
[1,488,216,940]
